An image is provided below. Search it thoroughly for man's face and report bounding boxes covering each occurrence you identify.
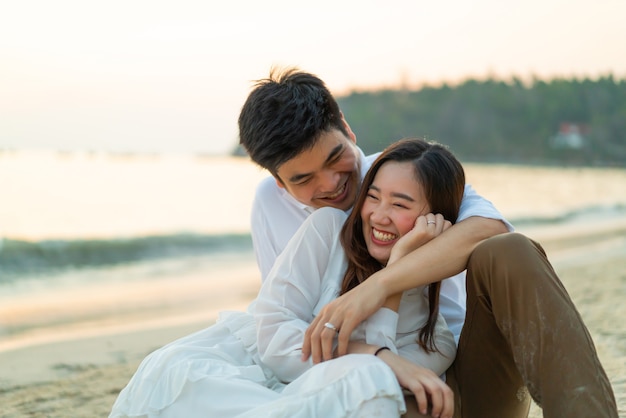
[275,129,361,211]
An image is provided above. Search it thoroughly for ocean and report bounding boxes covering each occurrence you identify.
[0,151,268,284]
[1,150,626,339]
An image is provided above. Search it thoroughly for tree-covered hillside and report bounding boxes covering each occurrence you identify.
[337,75,626,166]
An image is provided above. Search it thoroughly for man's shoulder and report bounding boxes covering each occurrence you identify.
[255,175,280,195]
[365,151,382,161]
[253,176,284,209]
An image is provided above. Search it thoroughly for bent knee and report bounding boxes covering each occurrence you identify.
[475,232,537,256]
[469,232,546,268]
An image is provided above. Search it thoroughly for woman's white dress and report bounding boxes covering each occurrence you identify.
[109,208,456,417]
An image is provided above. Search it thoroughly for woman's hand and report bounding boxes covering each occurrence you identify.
[388,213,452,265]
[302,277,388,363]
[377,349,454,418]
[343,341,454,418]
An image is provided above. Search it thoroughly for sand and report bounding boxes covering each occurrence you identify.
[1,220,625,418]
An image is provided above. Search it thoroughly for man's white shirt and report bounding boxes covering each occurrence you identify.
[249,147,513,343]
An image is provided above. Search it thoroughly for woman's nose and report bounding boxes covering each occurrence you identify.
[370,205,390,224]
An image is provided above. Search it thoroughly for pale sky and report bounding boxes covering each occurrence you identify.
[1,0,625,155]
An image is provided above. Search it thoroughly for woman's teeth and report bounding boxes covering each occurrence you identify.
[373,229,397,242]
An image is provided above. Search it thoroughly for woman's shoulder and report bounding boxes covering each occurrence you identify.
[299,207,348,243]
[308,207,348,227]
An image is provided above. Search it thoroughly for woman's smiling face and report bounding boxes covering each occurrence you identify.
[360,161,430,264]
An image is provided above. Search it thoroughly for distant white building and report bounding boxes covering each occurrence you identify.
[549,122,589,150]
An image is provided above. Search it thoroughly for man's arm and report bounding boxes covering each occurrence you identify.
[302,216,508,363]
[377,216,506,297]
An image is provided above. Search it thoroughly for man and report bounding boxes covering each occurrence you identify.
[238,69,508,340]
[238,68,617,417]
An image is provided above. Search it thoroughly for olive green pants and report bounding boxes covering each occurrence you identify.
[445,232,617,418]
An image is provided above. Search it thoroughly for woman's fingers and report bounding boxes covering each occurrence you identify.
[405,379,453,418]
[321,323,338,361]
[388,355,454,418]
[302,299,349,363]
[302,282,386,363]
[301,316,314,361]
[335,314,361,357]
[410,383,429,415]
[302,309,338,363]
[420,378,454,418]
[426,380,445,418]
[430,388,444,418]
[422,213,449,236]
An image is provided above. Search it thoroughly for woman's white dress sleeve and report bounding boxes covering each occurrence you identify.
[254,207,349,382]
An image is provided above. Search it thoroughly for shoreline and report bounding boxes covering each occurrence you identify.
[0,261,260,353]
[1,219,625,417]
[1,218,620,362]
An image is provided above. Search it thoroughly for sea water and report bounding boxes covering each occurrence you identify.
[0,150,272,341]
[0,151,268,284]
[2,150,626,282]
[1,150,626,334]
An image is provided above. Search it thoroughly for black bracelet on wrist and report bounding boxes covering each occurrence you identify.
[374,346,390,356]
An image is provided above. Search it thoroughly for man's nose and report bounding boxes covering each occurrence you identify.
[319,170,339,192]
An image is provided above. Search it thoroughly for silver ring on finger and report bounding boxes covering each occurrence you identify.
[324,322,339,333]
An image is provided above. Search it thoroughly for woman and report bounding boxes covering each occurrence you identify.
[110,138,463,418]
[303,176,619,416]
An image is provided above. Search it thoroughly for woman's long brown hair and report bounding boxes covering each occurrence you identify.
[339,138,465,352]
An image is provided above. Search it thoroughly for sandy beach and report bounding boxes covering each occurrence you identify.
[1,218,625,417]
